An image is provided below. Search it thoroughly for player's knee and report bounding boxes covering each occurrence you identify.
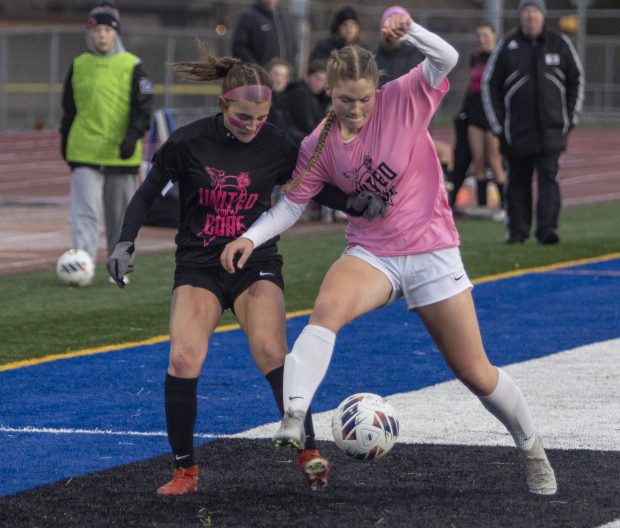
[310,300,347,332]
[168,343,205,377]
[252,337,286,371]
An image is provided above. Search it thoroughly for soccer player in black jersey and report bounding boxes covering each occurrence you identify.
[107,47,384,495]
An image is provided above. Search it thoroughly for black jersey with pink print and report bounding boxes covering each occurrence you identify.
[119,113,353,267]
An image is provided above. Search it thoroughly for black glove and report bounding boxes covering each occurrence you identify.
[107,241,135,288]
[346,191,387,220]
[60,136,68,161]
[119,133,138,159]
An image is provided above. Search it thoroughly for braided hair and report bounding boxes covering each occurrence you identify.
[287,45,378,190]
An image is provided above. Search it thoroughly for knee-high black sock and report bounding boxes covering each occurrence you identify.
[266,366,317,450]
[165,374,198,468]
[477,179,488,206]
[496,182,505,208]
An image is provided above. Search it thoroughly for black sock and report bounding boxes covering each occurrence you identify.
[165,374,198,468]
[477,179,488,206]
[266,366,317,451]
[496,182,505,208]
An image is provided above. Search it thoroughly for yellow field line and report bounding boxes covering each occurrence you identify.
[0,309,312,372]
[4,82,221,96]
[1,253,619,373]
[471,251,620,285]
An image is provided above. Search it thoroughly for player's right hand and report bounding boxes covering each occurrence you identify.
[382,13,412,40]
[220,237,255,274]
[107,241,135,288]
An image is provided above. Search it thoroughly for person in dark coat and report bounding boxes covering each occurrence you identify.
[282,60,330,146]
[231,0,297,69]
[482,0,584,244]
[266,57,294,133]
[309,6,364,63]
[375,5,424,87]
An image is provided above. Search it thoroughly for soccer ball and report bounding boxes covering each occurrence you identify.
[331,392,399,461]
[56,249,94,287]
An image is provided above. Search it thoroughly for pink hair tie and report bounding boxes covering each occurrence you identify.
[222,85,272,103]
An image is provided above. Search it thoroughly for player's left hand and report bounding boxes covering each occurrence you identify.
[346,191,387,220]
[107,241,135,288]
[381,13,412,40]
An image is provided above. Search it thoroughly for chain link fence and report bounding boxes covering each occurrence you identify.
[1,9,619,130]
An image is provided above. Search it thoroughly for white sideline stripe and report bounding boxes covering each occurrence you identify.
[0,426,231,440]
[595,521,620,528]
[235,338,620,452]
[3,339,618,451]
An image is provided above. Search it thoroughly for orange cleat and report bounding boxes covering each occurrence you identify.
[156,465,199,495]
[296,449,332,491]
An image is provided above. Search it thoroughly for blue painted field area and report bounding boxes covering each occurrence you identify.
[1,257,619,496]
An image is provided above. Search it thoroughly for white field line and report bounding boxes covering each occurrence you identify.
[0,425,230,440]
[237,338,620,452]
[3,339,618,452]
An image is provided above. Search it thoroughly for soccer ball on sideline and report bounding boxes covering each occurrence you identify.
[331,392,399,461]
[56,249,95,287]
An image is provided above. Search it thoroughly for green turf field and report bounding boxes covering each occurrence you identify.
[1,201,619,365]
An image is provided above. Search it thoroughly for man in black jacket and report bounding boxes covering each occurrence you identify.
[482,0,584,244]
[231,0,297,70]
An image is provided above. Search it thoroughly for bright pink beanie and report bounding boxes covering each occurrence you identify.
[380,6,410,28]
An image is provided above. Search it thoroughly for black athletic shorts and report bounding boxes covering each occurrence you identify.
[467,94,491,131]
[173,254,284,311]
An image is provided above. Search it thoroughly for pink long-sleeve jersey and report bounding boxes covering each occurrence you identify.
[285,65,459,256]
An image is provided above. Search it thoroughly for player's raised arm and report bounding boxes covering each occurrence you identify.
[383,12,458,87]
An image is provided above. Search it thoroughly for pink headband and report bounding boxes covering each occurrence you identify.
[380,6,410,29]
[222,85,272,103]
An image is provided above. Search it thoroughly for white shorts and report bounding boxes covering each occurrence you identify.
[342,245,473,310]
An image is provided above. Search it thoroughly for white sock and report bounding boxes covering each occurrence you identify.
[283,324,336,414]
[478,368,537,450]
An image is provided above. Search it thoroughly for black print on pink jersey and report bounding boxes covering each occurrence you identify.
[342,155,397,206]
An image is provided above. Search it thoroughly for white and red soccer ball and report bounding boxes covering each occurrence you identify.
[331,392,399,460]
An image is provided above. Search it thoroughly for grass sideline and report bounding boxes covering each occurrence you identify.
[1,201,619,365]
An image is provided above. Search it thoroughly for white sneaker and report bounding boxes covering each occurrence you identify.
[521,434,557,495]
[108,275,130,285]
[273,408,306,449]
[492,209,506,222]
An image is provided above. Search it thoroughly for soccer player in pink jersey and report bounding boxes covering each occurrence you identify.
[221,9,556,495]
[107,47,388,495]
